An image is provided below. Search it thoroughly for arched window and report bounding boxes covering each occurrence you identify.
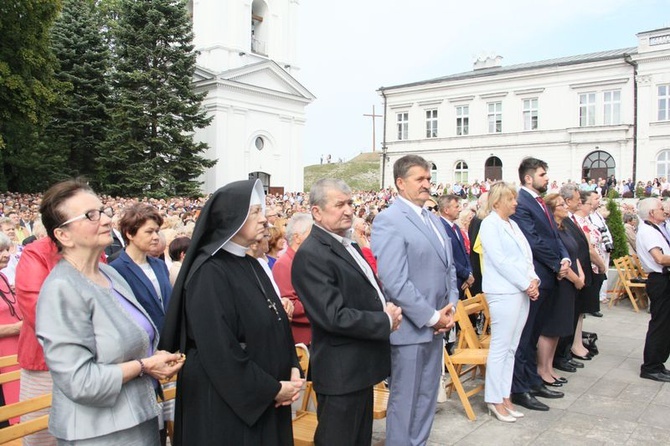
[249,171,270,193]
[657,150,670,179]
[454,161,468,183]
[484,156,503,181]
[251,0,269,55]
[430,163,438,182]
[582,150,615,181]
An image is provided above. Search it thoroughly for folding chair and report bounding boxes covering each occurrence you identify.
[610,256,647,312]
[443,301,488,421]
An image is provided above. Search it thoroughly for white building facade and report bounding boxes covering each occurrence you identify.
[378,28,670,190]
[188,0,314,194]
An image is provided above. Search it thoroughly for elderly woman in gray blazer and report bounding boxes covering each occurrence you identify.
[480,182,539,423]
[35,179,184,445]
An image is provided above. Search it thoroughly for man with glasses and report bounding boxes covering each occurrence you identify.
[636,198,670,382]
[266,208,280,227]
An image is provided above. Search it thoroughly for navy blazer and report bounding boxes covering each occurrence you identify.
[440,217,472,287]
[510,188,569,289]
[110,251,172,332]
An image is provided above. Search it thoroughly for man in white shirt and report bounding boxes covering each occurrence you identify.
[635,198,670,382]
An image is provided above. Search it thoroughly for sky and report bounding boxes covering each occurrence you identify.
[296,0,670,166]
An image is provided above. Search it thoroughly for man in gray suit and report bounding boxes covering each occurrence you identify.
[372,155,458,446]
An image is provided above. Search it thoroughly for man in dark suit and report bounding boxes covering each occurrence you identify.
[104,214,125,260]
[510,157,570,411]
[292,178,402,446]
[438,194,474,298]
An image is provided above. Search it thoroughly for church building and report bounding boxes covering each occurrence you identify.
[378,28,670,189]
[189,0,314,193]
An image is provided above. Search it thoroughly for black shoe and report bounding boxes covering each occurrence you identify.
[640,371,670,382]
[530,385,564,399]
[568,359,584,368]
[586,344,599,356]
[510,392,549,411]
[582,331,598,341]
[662,369,670,376]
[571,352,593,361]
[542,379,563,387]
[590,311,603,317]
[553,360,577,373]
[554,377,568,384]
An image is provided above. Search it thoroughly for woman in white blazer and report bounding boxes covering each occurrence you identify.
[35,179,184,445]
[479,182,539,423]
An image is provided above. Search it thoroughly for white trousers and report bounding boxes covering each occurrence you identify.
[484,291,530,403]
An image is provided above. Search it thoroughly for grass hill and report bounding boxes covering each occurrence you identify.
[304,152,380,191]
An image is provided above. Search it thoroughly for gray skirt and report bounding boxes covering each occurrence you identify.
[57,417,159,446]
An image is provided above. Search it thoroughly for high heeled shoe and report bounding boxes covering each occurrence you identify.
[553,376,568,384]
[542,379,563,387]
[504,405,524,418]
[487,403,516,423]
[571,351,593,361]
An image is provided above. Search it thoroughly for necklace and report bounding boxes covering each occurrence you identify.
[0,274,21,320]
[246,257,282,321]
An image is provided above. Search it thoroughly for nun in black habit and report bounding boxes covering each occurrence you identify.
[160,179,302,446]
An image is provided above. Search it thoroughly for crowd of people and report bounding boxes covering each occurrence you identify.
[0,156,669,445]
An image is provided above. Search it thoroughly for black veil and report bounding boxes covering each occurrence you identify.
[159,179,265,352]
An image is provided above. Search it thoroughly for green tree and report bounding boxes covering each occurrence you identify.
[101,0,214,197]
[0,0,62,191]
[606,198,628,262]
[43,0,111,185]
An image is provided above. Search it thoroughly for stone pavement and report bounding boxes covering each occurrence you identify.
[372,299,670,445]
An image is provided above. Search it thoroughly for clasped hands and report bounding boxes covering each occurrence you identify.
[142,350,186,381]
[557,260,571,279]
[275,367,304,407]
[432,303,455,335]
[526,279,540,301]
[384,302,403,332]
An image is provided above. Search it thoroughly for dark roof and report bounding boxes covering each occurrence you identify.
[381,47,638,91]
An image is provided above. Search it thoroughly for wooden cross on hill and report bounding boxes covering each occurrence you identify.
[363,105,382,153]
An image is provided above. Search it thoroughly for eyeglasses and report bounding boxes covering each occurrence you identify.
[59,207,107,228]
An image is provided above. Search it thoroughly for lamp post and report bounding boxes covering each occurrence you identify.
[381,145,388,189]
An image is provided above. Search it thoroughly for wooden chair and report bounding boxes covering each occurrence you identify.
[291,343,389,445]
[610,256,648,312]
[0,354,18,369]
[372,381,389,419]
[293,344,317,446]
[630,254,648,280]
[443,300,488,421]
[0,395,52,444]
[458,293,491,349]
[0,374,180,445]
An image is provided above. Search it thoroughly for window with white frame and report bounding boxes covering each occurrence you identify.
[454,161,469,183]
[397,112,409,140]
[603,90,621,125]
[523,98,538,131]
[657,150,670,179]
[579,92,596,126]
[659,85,670,121]
[456,105,469,136]
[425,109,438,138]
[488,102,502,133]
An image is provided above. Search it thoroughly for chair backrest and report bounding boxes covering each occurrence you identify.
[614,257,629,281]
[455,301,483,350]
[296,343,309,377]
[631,254,647,278]
[0,354,18,369]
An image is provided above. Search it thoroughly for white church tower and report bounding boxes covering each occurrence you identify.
[188,0,314,193]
